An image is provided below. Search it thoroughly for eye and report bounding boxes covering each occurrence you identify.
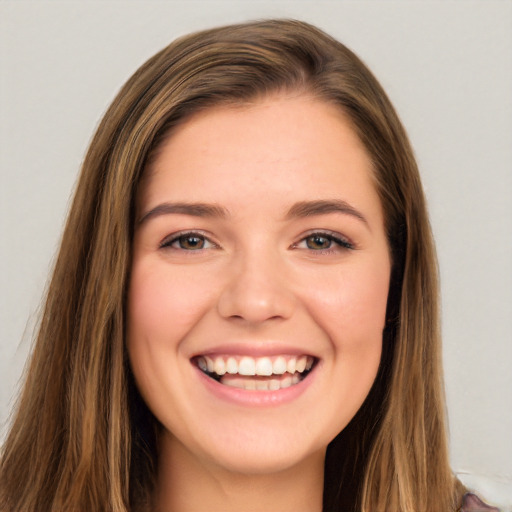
[294,231,354,252]
[160,232,216,251]
[305,234,333,250]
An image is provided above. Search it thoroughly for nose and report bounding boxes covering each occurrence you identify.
[216,249,296,324]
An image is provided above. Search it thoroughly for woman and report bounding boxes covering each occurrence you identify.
[0,19,497,512]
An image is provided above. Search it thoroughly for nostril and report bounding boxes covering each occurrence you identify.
[217,290,295,324]
[215,260,296,323]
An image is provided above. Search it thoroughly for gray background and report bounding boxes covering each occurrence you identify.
[1,1,511,508]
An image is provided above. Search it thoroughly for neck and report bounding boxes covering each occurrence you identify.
[155,433,325,512]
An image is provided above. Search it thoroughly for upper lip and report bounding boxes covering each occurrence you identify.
[190,341,320,359]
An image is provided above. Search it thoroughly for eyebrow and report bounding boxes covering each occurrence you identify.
[138,202,229,224]
[138,199,368,227]
[285,199,369,226]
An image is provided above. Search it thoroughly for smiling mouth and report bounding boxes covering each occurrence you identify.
[193,354,316,391]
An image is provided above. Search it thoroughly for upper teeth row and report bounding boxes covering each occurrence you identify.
[197,355,314,376]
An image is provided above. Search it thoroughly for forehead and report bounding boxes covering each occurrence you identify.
[137,94,382,222]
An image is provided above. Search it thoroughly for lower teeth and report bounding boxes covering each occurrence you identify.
[219,373,302,390]
[195,357,315,390]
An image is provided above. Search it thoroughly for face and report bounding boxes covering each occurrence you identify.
[127,95,391,476]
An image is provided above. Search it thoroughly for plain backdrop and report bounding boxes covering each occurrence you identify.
[1,1,511,508]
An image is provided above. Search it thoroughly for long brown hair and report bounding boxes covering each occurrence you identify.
[0,19,464,511]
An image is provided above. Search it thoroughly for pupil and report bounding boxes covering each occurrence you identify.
[307,235,330,250]
[180,236,204,250]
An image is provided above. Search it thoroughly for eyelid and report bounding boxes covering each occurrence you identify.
[292,229,355,251]
[158,229,354,252]
[159,230,218,250]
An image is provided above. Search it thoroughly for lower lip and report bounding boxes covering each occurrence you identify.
[194,366,317,407]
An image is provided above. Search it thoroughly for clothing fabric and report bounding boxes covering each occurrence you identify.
[461,493,500,511]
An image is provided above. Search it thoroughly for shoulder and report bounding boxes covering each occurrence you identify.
[460,493,500,512]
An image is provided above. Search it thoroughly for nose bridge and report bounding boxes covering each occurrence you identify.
[216,241,295,323]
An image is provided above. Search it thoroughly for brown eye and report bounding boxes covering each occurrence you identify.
[178,235,206,250]
[161,232,215,251]
[306,235,332,250]
[294,231,354,252]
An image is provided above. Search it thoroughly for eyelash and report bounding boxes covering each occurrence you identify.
[291,231,354,253]
[159,230,354,253]
[160,231,217,251]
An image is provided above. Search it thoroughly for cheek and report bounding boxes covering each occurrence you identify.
[302,259,390,345]
[126,262,220,416]
[127,262,217,341]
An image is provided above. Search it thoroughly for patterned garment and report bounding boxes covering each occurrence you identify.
[460,493,500,511]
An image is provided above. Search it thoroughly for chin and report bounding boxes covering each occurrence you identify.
[203,440,324,476]
[164,418,328,477]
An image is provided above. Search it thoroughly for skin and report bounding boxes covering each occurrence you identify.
[127,94,391,512]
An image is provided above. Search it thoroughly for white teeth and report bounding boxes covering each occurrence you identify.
[280,375,292,389]
[227,379,244,389]
[296,356,307,373]
[255,357,273,376]
[238,357,256,376]
[226,357,237,374]
[221,375,293,391]
[273,356,287,375]
[218,372,303,391]
[197,354,315,379]
[214,357,226,375]
[244,379,256,390]
[214,356,313,391]
[268,379,280,391]
[256,380,269,391]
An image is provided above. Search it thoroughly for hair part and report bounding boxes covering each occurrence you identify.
[1,19,463,512]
